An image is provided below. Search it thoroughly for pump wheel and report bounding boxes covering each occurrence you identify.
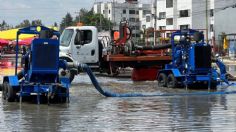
[158,73,167,87]
[167,74,177,88]
[0,84,2,91]
[3,82,16,102]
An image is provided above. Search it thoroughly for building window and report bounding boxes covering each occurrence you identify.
[122,17,126,21]
[179,10,189,17]
[166,0,173,8]
[136,11,139,14]
[146,16,151,22]
[159,26,166,30]
[159,12,166,19]
[123,9,126,14]
[109,10,111,14]
[210,9,214,17]
[210,24,214,32]
[166,18,173,25]
[180,25,189,30]
[103,10,105,14]
[136,18,139,22]
[143,10,151,16]
[129,10,136,14]
[129,18,136,22]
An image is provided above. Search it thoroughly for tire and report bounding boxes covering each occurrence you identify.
[167,74,177,88]
[158,73,167,87]
[0,84,2,91]
[69,71,75,83]
[2,83,6,100]
[3,82,16,102]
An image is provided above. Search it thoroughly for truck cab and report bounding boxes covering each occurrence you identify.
[59,26,100,82]
[60,26,99,65]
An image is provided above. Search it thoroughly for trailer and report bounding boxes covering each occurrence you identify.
[1,26,70,104]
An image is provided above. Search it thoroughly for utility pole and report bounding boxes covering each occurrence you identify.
[154,0,157,45]
[75,11,81,23]
[206,0,209,43]
[113,0,116,29]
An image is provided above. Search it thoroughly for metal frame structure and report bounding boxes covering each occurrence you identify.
[2,26,70,104]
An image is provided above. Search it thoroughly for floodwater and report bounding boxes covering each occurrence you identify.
[1,56,236,131]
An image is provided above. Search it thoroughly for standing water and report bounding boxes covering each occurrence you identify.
[1,73,236,131]
[1,56,236,131]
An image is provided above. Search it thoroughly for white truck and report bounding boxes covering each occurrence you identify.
[59,25,171,82]
[59,26,104,81]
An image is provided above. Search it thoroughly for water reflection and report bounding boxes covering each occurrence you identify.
[1,82,236,131]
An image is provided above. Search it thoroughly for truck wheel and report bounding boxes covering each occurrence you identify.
[3,82,16,102]
[158,73,167,87]
[167,74,177,88]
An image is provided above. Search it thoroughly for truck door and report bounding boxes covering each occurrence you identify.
[72,29,99,64]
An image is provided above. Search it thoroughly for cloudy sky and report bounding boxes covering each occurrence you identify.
[0,0,152,26]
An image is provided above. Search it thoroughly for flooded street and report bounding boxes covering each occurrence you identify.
[1,57,236,131]
[1,75,236,131]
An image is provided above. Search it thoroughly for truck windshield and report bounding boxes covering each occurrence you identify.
[60,29,74,47]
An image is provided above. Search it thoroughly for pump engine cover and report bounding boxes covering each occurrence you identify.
[195,45,211,69]
[31,39,59,73]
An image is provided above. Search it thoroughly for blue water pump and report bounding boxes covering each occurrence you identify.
[2,26,70,104]
[157,29,228,89]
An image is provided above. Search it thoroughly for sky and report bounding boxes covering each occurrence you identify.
[0,0,151,27]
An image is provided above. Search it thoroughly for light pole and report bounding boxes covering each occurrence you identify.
[206,0,209,43]
[154,0,157,45]
[75,11,81,23]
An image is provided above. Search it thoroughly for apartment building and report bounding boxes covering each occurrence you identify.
[93,0,151,38]
[142,0,236,41]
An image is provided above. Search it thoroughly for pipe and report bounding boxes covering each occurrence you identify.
[78,63,236,97]
[135,43,172,51]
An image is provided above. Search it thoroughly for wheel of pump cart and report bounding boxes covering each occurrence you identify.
[3,82,16,102]
[0,84,2,91]
[158,73,167,87]
[69,71,75,83]
[167,74,177,88]
[2,83,6,100]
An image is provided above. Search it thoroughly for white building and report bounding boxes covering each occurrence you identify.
[213,0,236,38]
[152,0,210,37]
[147,0,236,42]
[93,0,151,38]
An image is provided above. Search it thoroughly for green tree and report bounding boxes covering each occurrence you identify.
[0,20,7,30]
[31,19,42,26]
[60,12,73,32]
[15,19,31,28]
[74,9,113,31]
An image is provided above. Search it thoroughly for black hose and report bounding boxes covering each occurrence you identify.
[135,44,172,50]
